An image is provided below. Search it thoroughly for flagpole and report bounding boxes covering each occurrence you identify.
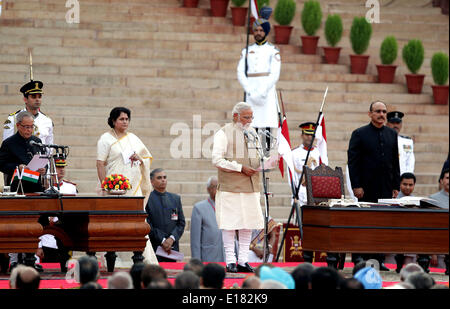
[243,0,252,102]
[275,86,328,262]
[29,48,33,81]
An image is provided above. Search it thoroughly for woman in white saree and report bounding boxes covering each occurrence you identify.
[96,107,158,265]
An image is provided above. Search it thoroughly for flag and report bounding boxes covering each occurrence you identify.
[315,114,328,166]
[21,169,40,183]
[250,0,259,19]
[10,167,21,185]
[277,116,295,179]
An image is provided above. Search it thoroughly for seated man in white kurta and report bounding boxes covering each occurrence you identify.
[212,102,278,273]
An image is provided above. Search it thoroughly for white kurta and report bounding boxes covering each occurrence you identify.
[237,42,281,129]
[291,145,321,206]
[398,135,415,175]
[3,108,54,144]
[212,126,264,230]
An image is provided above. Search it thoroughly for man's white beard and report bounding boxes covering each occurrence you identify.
[236,122,251,131]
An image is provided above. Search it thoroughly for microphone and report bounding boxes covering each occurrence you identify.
[243,129,259,140]
[261,129,277,141]
[30,140,69,149]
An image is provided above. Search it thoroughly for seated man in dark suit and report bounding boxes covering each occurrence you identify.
[145,168,185,262]
[0,111,45,193]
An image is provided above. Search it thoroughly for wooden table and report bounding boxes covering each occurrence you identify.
[0,196,149,271]
[301,205,449,254]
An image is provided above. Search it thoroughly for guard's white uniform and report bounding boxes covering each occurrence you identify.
[292,145,321,206]
[398,135,415,175]
[2,108,54,144]
[237,42,281,129]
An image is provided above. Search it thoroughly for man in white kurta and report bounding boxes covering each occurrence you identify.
[3,80,53,145]
[237,18,281,132]
[212,102,277,273]
[386,111,415,175]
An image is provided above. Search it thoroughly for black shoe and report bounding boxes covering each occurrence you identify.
[226,263,237,273]
[237,263,254,273]
[34,264,44,273]
[379,263,390,271]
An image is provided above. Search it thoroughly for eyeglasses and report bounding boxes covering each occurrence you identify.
[372,109,387,114]
[240,116,254,120]
[18,124,36,130]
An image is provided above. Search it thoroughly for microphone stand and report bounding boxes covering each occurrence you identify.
[246,131,272,263]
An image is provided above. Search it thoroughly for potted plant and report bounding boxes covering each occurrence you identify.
[230,0,247,26]
[323,14,343,64]
[300,0,322,54]
[349,17,372,74]
[210,0,230,17]
[431,52,449,105]
[402,39,425,94]
[376,36,398,83]
[273,0,296,44]
[183,0,199,8]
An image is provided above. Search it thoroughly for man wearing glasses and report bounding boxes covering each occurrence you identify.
[347,101,400,269]
[2,80,54,145]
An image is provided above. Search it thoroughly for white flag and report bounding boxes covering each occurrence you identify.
[315,114,328,166]
[250,0,259,19]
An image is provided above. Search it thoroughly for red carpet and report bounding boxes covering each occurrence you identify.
[0,262,447,289]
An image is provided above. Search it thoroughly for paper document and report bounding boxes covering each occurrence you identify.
[27,154,48,171]
[256,154,279,171]
[156,246,184,261]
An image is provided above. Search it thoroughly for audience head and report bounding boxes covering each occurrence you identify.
[150,168,167,193]
[352,261,367,276]
[129,262,145,289]
[354,267,382,289]
[200,263,225,289]
[260,279,287,289]
[76,255,100,285]
[291,262,315,290]
[79,282,103,289]
[259,266,295,289]
[400,173,416,196]
[141,264,167,288]
[405,272,435,289]
[255,263,274,278]
[108,107,131,129]
[340,278,365,289]
[400,263,424,282]
[9,264,27,289]
[15,266,41,291]
[107,271,133,289]
[175,271,200,289]
[183,258,204,277]
[440,168,449,193]
[147,278,173,289]
[241,275,261,289]
[311,267,343,289]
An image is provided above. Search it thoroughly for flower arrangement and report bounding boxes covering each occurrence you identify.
[102,174,131,192]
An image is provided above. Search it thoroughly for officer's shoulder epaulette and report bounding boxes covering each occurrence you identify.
[9,110,21,117]
[400,135,412,139]
[63,179,77,186]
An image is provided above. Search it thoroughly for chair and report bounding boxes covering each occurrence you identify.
[303,164,346,269]
[304,164,345,206]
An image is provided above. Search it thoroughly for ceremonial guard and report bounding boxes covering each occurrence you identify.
[291,122,322,206]
[51,156,77,195]
[3,80,53,145]
[237,8,281,151]
[386,111,415,175]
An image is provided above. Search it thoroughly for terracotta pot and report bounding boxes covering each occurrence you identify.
[405,74,425,94]
[376,64,397,83]
[301,36,320,54]
[323,47,341,64]
[350,54,370,74]
[230,7,247,26]
[183,0,199,8]
[210,0,229,17]
[431,85,449,105]
[274,25,293,45]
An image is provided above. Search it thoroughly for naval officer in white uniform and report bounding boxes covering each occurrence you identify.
[386,111,415,175]
[237,11,281,152]
[3,80,54,145]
